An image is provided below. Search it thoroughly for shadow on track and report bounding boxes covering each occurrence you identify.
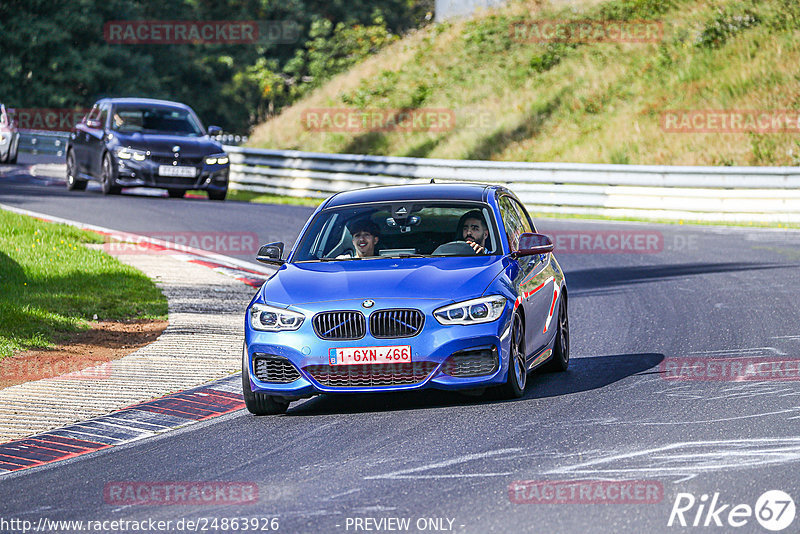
[285,352,664,416]
[567,262,797,297]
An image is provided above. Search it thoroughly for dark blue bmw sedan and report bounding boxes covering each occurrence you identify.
[66,98,229,200]
[243,183,569,414]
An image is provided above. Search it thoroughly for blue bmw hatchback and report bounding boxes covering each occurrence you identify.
[242,183,569,414]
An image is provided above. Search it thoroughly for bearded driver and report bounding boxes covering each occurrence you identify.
[460,210,489,254]
[349,219,381,257]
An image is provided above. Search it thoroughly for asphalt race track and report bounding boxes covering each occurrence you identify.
[2,156,800,533]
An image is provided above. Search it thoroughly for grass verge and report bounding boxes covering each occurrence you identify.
[0,209,168,361]
[227,189,324,207]
[529,210,800,229]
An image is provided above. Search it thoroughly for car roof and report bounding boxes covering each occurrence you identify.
[94,98,193,111]
[323,183,507,208]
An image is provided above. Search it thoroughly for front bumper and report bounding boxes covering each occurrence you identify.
[244,298,515,397]
[114,157,229,191]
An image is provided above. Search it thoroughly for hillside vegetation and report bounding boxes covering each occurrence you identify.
[249,0,800,166]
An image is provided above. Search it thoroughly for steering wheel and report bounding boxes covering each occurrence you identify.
[432,241,479,256]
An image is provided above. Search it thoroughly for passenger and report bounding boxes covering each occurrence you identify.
[459,210,489,254]
[349,219,381,258]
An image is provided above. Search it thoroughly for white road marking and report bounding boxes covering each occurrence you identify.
[688,346,787,356]
[364,448,523,480]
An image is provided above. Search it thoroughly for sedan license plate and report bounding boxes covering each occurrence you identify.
[329,345,411,366]
[158,165,197,178]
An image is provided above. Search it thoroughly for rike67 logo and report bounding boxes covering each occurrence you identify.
[668,490,795,531]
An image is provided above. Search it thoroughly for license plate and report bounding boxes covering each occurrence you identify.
[158,165,197,177]
[329,345,412,366]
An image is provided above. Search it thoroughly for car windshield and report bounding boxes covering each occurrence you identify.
[292,202,502,262]
[110,106,204,136]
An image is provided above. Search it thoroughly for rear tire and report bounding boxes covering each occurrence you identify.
[242,347,290,415]
[101,153,121,195]
[167,189,185,198]
[66,151,87,191]
[499,313,527,399]
[545,294,569,372]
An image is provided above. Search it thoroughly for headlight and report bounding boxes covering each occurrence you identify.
[434,295,507,325]
[117,147,147,161]
[249,303,304,332]
[205,154,229,165]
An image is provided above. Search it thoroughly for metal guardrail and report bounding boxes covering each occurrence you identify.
[18,130,70,156]
[16,132,799,223]
[226,146,800,223]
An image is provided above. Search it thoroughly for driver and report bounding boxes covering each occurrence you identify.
[349,219,380,257]
[460,210,489,254]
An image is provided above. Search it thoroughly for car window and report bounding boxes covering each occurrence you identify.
[292,202,501,262]
[85,104,101,123]
[499,195,525,252]
[98,105,110,129]
[508,197,534,233]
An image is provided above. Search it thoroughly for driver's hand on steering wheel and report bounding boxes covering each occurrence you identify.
[466,240,485,254]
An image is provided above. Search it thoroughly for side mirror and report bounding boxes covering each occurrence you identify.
[511,233,554,258]
[85,119,102,129]
[207,125,222,136]
[256,242,285,265]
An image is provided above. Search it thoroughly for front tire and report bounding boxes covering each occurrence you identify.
[66,151,87,191]
[545,294,569,372]
[500,313,527,399]
[207,188,227,201]
[7,136,18,164]
[242,347,290,415]
[101,153,121,195]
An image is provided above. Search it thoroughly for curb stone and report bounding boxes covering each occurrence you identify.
[0,205,275,447]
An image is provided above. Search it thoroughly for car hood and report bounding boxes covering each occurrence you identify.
[261,256,506,306]
[113,132,222,156]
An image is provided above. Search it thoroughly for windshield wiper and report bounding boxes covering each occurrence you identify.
[382,253,427,259]
[314,257,362,262]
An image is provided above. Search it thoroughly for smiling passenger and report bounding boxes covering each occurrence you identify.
[349,220,381,257]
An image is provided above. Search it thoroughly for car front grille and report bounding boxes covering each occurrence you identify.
[253,355,301,383]
[369,309,424,338]
[150,155,204,165]
[442,347,498,377]
[303,362,437,388]
[313,311,366,340]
